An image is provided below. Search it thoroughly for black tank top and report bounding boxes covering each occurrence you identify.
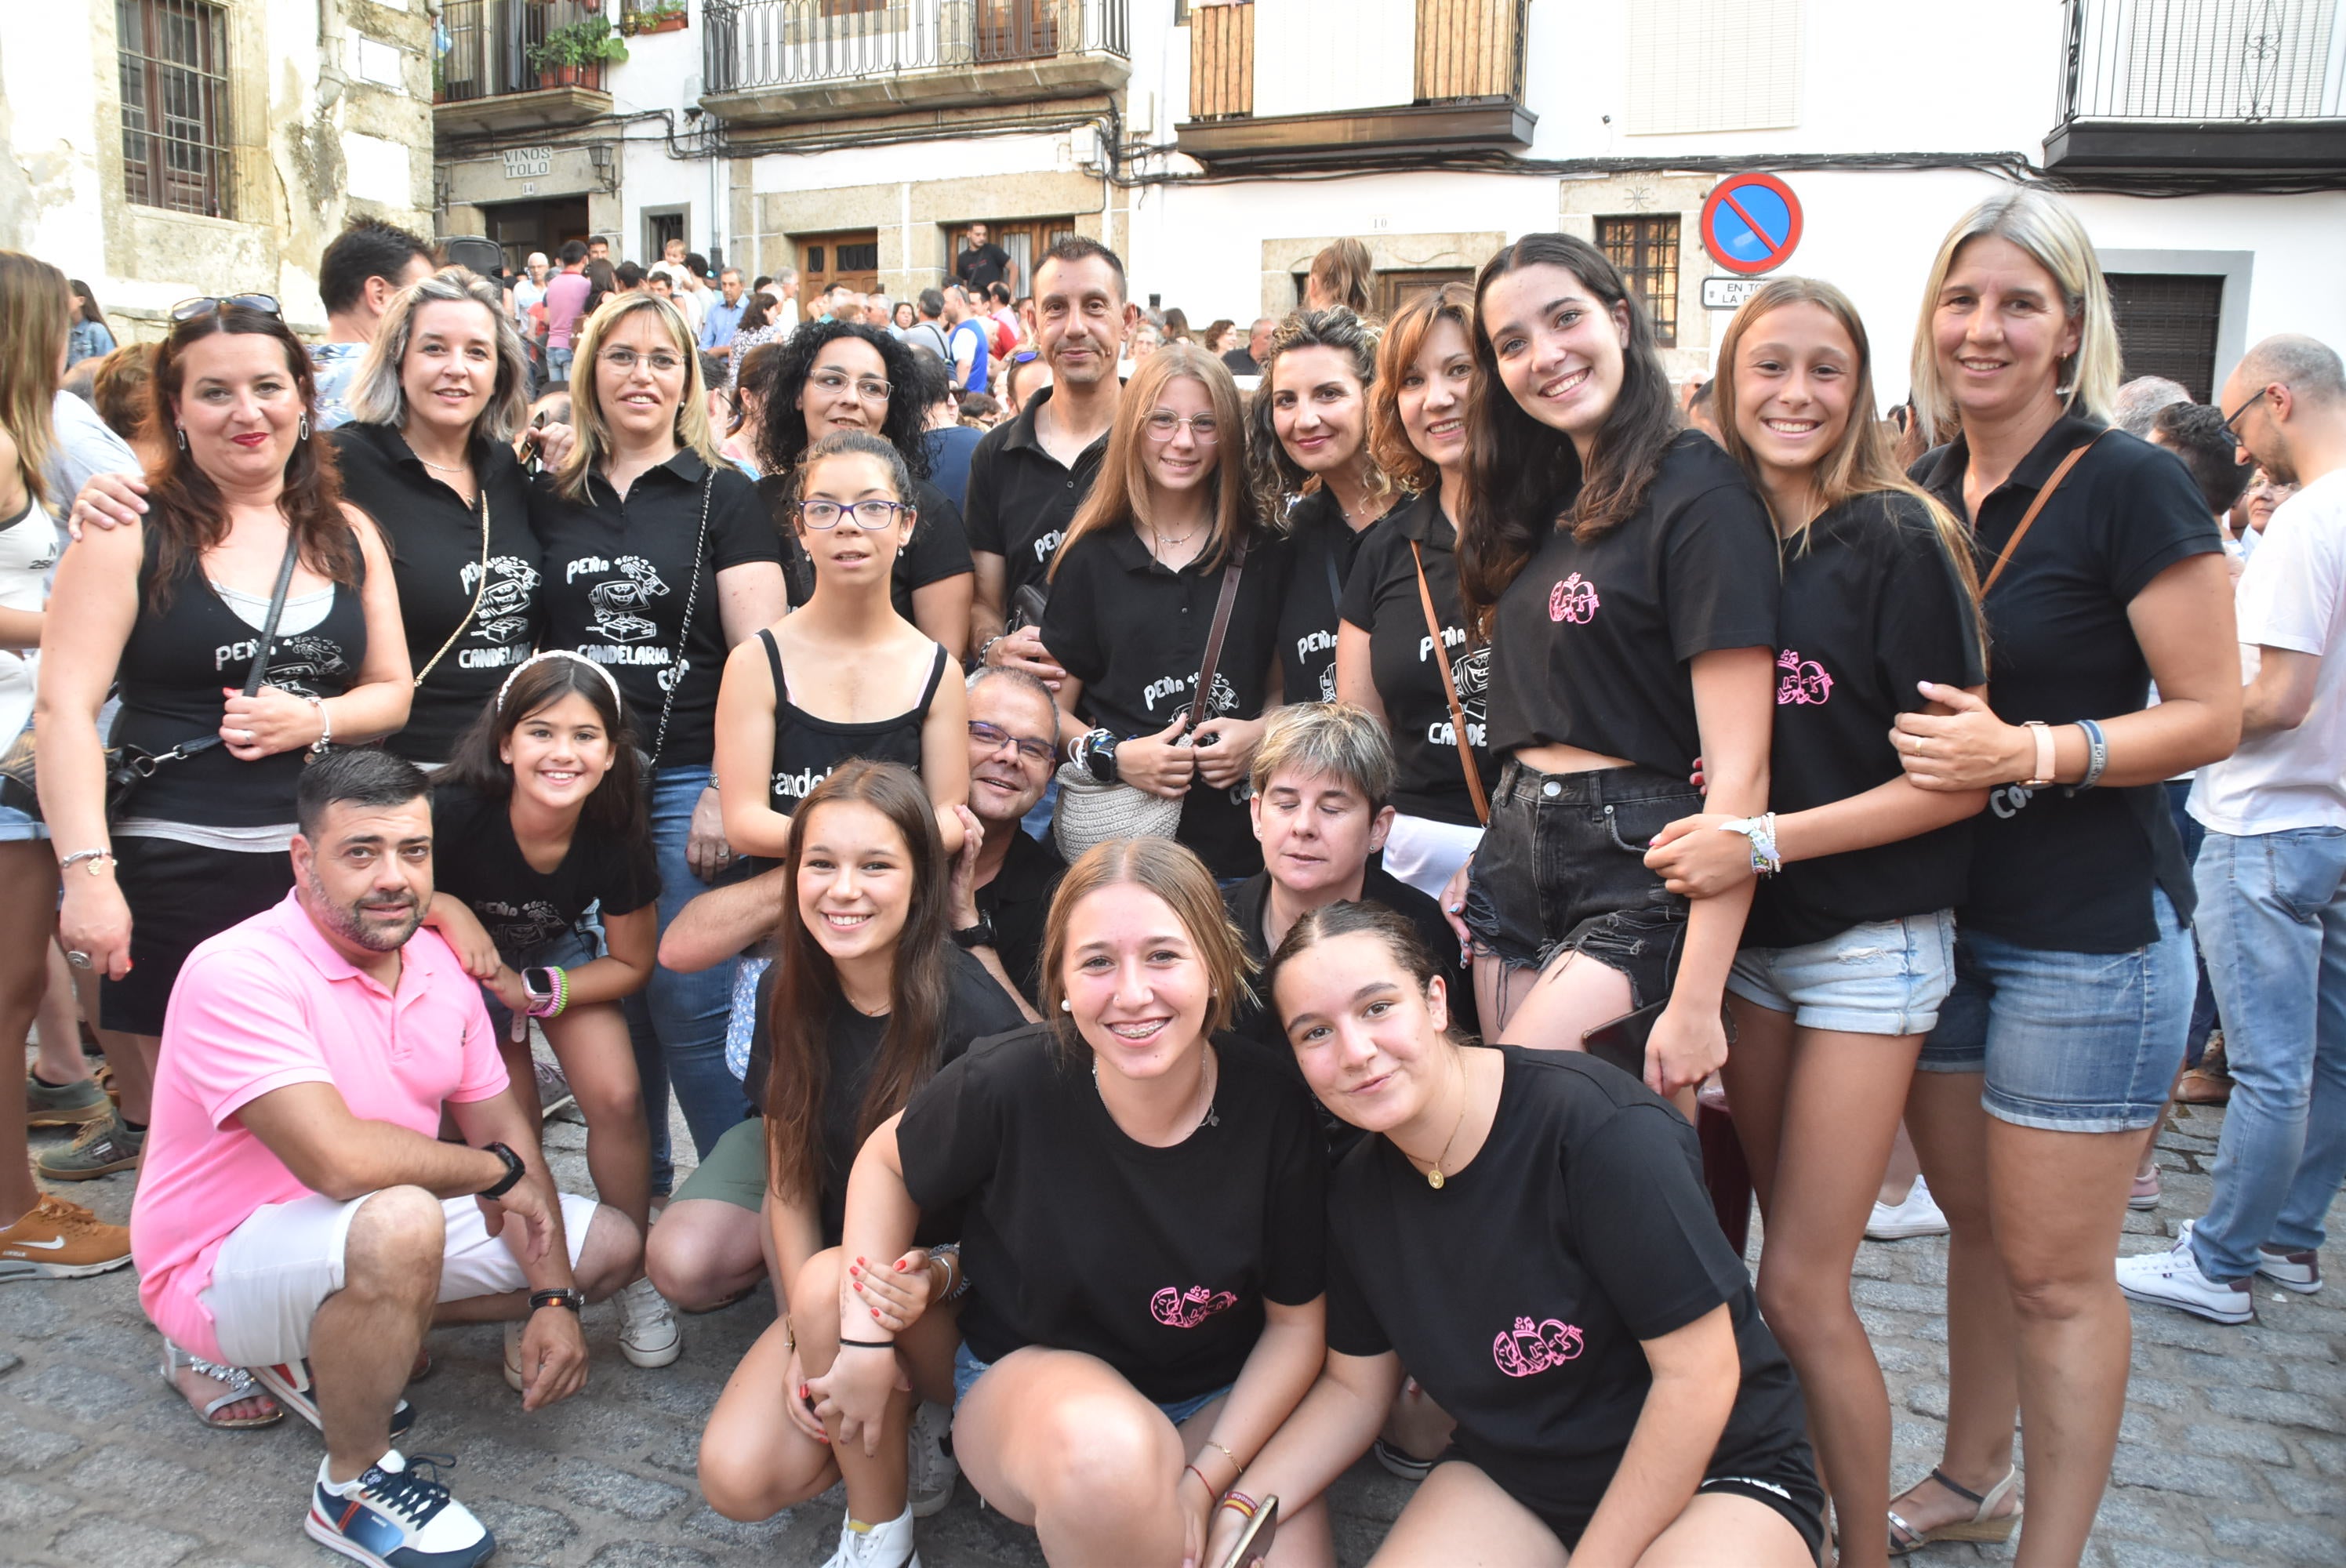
[762,629,947,815]
[111,526,369,827]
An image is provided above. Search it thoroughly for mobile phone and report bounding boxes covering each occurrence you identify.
[1580,1000,1665,1080]
[1216,1495,1279,1568]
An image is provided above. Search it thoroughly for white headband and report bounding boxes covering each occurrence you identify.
[494,649,626,716]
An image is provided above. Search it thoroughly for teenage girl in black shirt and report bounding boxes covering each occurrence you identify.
[714,430,968,862]
[1447,234,1778,1093]
[1248,309,1394,706]
[814,837,1330,1568]
[1209,901,1820,1567]
[695,760,1024,1563]
[1637,278,1988,1568]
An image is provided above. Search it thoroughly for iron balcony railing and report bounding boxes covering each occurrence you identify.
[2057,0,2344,123]
[703,0,1128,95]
[438,0,609,103]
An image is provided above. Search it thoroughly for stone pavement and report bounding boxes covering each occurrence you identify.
[6,1073,2344,1567]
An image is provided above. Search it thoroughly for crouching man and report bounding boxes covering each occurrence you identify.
[130,749,641,1568]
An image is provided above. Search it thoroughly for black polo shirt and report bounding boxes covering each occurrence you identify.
[1276,488,1386,705]
[1040,524,1292,880]
[964,385,1109,601]
[974,823,1064,1003]
[764,473,974,625]
[1222,348,1260,377]
[1916,415,2221,952]
[532,449,780,771]
[329,422,544,764]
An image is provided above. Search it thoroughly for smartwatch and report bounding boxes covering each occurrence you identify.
[521,967,558,1004]
[478,1140,527,1200]
[951,916,997,951]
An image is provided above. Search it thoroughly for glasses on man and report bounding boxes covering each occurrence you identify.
[600,347,685,376]
[968,720,1056,766]
[171,293,282,321]
[2222,387,2272,434]
[1143,410,1219,444]
[808,369,892,403]
[797,498,907,531]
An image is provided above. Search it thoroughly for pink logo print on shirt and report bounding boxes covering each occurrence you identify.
[1549,573,1600,625]
[1152,1285,1239,1329]
[1493,1316,1585,1377]
[1776,648,1834,706]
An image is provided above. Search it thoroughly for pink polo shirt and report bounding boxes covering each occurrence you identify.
[131,891,508,1363]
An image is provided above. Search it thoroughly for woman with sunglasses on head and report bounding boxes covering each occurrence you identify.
[532,292,787,1197]
[1251,309,1396,710]
[1874,191,2239,1564]
[1040,343,1290,881]
[815,836,1331,1568]
[1338,283,1490,901]
[1634,278,1989,1568]
[714,431,968,862]
[35,293,411,1417]
[750,319,975,660]
[1443,234,1779,1097]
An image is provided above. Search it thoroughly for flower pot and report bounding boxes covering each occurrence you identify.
[648,14,688,31]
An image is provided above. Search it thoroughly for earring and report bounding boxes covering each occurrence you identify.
[297,413,310,441]
[1059,999,1072,1013]
[174,426,187,451]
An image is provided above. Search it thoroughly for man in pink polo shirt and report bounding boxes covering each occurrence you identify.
[132,750,639,1568]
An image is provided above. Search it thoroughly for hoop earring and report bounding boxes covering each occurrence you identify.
[297,413,310,441]
[175,426,187,451]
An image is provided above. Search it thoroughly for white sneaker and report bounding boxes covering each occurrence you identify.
[1866,1174,1950,1240]
[821,1504,921,1568]
[307,1450,494,1568]
[617,1277,682,1368]
[2178,1218,2323,1294]
[2117,1234,2254,1324]
[906,1399,959,1519]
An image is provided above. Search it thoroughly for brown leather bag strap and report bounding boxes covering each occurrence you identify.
[1409,539,1488,826]
[1980,434,2107,599]
[1187,534,1251,728]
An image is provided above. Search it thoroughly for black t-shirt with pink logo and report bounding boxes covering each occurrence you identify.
[1326,1045,1808,1528]
[1745,492,1987,949]
[896,1023,1327,1403]
[1483,431,1778,773]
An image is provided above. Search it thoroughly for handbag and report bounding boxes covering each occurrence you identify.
[1407,539,1488,826]
[0,530,302,823]
[1054,536,1249,862]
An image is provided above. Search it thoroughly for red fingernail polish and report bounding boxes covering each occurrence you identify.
[870,1308,880,1319]
[852,1282,862,1292]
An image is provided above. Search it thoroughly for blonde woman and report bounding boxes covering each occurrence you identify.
[532,292,787,1193]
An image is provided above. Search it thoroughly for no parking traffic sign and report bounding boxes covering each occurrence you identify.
[1700,173,1803,276]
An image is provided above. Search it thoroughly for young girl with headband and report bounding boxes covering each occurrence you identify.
[424,648,676,1370]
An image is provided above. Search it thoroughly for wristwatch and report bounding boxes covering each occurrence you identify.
[529,1287,586,1314]
[1084,729,1120,784]
[951,915,997,951]
[478,1141,527,1200]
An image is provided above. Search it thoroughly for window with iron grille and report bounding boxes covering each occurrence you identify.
[1596,215,1680,348]
[2107,273,2225,402]
[118,0,233,219]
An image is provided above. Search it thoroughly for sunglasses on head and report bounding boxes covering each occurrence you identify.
[171,293,282,322]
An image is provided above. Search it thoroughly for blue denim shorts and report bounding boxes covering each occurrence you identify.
[1915,889,2195,1133]
[0,802,48,844]
[1727,910,1956,1036]
[951,1341,1229,1428]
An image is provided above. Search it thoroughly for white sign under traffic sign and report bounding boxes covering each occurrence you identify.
[1701,277,1764,311]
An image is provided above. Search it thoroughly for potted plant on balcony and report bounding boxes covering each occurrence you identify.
[529,16,627,89]
[621,0,688,35]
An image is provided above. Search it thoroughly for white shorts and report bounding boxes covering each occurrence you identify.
[202,1190,601,1368]
[1382,812,1485,903]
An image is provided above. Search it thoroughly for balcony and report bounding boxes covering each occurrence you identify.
[434,0,615,137]
[700,0,1129,130]
[2046,0,2346,183]
[1177,0,1534,172]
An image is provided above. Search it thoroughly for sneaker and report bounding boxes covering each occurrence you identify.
[25,1070,111,1128]
[34,1110,143,1180]
[1867,1174,1950,1240]
[1372,1436,1436,1483]
[820,1504,920,1568]
[616,1276,681,1368]
[532,1058,576,1122]
[306,1449,493,1568]
[2178,1218,2322,1294]
[0,1193,133,1280]
[2117,1235,2254,1325]
[906,1399,959,1519]
[2130,1167,2163,1210]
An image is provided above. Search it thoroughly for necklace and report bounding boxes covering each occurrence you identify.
[417,454,469,476]
[1093,1045,1220,1136]
[1418,1056,1470,1190]
[1151,522,1202,561]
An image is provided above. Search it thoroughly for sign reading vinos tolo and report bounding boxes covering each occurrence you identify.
[502,147,555,180]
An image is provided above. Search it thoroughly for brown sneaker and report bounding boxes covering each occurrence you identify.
[34,1111,144,1181]
[0,1194,133,1280]
[26,1069,112,1128]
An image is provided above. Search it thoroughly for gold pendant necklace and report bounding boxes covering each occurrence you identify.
[1422,1056,1469,1190]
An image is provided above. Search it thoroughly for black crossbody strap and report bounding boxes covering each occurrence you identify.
[1186,534,1250,729]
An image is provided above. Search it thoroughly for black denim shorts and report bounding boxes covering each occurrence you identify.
[1461,760,1704,1009]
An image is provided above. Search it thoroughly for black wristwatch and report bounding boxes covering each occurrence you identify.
[1084,728,1120,783]
[478,1141,527,1200]
[951,915,997,951]
[529,1287,586,1314]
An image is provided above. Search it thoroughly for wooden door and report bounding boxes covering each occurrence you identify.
[1373,268,1476,321]
[797,228,881,296]
[944,216,1078,298]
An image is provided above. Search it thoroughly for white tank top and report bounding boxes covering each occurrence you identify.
[0,492,57,748]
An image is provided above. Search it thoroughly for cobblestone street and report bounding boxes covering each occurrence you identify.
[7,1083,2343,1567]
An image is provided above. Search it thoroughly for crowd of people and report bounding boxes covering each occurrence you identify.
[2,180,2341,1568]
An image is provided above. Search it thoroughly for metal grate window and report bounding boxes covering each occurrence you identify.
[2107,273,2225,401]
[1596,215,1680,348]
[118,0,232,219]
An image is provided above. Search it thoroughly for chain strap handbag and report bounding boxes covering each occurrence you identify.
[643,470,715,770]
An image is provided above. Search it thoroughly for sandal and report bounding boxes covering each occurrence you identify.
[1887,1467,2020,1556]
[158,1339,284,1429]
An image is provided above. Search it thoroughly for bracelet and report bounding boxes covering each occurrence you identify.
[1184,1464,1212,1493]
[305,693,333,757]
[2075,717,2109,790]
[525,967,568,1020]
[1202,1439,1240,1472]
[1218,1491,1259,1520]
[976,633,1003,665]
[57,848,115,877]
[1716,813,1781,877]
[836,1335,897,1350]
[2021,720,2055,788]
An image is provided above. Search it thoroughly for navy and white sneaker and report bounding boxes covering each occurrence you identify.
[306,1450,492,1568]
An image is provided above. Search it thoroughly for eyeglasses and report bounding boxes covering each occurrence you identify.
[808,369,893,403]
[599,347,685,376]
[797,498,907,530]
[171,293,281,322]
[968,720,1056,766]
[1143,410,1220,443]
[2222,387,2273,434]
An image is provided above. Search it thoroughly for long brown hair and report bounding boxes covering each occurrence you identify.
[1309,238,1374,316]
[762,760,954,1207]
[1368,282,1476,497]
[1247,307,1393,528]
[1048,343,1251,579]
[440,652,647,840]
[143,301,358,609]
[1037,837,1253,1061]
[0,252,71,506]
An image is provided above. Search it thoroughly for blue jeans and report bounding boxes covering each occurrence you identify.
[2166,780,2221,1064]
[625,764,750,1192]
[2188,827,2346,1282]
[547,345,573,386]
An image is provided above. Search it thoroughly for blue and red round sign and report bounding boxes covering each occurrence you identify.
[1700,173,1803,276]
